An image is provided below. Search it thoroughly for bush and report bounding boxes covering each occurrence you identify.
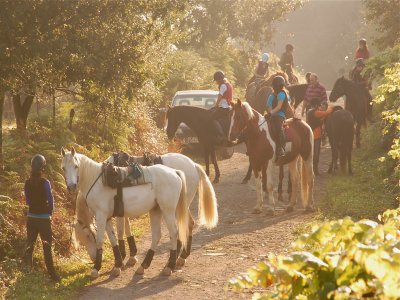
[229,208,400,299]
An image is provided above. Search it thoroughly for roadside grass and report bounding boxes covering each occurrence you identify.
[3,215,149,299]
[319,122,398,220]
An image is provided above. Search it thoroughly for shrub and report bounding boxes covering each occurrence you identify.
[229,209,400,299]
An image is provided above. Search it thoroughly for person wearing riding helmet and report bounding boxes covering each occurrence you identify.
[279,44,294,71]
[248,53,270,85]
[350,58,373,117]
[266,75,291,161]
[355,38,370,60]
[306,98,334,175]
[212,70,233,145]
[23,154,60,282]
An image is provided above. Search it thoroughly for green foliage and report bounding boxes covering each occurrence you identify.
[181,0,302,48]
[363,0,400,50]
[365,44,400,181]
[229,208,400,299]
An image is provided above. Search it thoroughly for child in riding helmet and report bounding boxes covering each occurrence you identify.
[212,70,233,145]
[355,38,370,60]
[248,53,270,83]
[306,98,333,175]
[23,154,60,282]
[265,75,291,161]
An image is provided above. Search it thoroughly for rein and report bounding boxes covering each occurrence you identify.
[85,168,105,200]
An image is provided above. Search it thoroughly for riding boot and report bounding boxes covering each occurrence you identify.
[43,243,60,282]
[275,128,286,162]
[23,244,34,272]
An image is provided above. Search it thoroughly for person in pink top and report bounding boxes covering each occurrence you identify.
[355,38,370,60]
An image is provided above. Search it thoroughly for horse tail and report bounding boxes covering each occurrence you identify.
[175,170,189,249]
[195,163,218,229]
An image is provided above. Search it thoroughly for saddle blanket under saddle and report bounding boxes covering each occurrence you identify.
[103,162,152,217]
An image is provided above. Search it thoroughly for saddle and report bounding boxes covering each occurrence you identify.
[103,160,152,217]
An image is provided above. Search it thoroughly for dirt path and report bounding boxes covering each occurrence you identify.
[79,143,331,299]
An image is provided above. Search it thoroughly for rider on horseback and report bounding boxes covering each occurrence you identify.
[248,52,270,86]
[212,70,233,145]
[265,76,291,162]
[350,58,373,118]
[279,44,294,72]
[355,38,370,60]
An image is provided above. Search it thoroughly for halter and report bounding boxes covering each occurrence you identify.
[233,110,267,142]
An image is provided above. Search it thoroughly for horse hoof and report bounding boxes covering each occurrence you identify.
[305,206,315,213]
[126,256,138,267]
[252,208,262,214]
[111,267,121,277]
[286,206,294,212]
[162,267,172,276]
[241,179,249,184]
[91,268,99,279]
[213,178,219,184]
[135,266,145,275]
[265,209,275,216]
[176,257,186,269]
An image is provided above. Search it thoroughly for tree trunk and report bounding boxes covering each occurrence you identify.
[52,91,56,125]
[12,93,34,130]
[0,92,4,171]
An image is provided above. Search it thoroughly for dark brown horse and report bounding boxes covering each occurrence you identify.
[326,106,355,175]
[329,76,368,148]
[166,105,231,183]
[229,100,314,214]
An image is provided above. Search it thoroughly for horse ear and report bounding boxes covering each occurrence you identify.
[61,147,66,157]
[71,146,76,156]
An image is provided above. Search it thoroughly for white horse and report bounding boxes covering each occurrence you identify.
[73,152,218,270]
[62,147,190,278]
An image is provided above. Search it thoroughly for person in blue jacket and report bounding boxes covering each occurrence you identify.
[23,154,60,282]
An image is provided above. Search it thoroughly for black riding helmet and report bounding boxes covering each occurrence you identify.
[272,76,286,91]
[213,71,225,82]
[31,154,46,172]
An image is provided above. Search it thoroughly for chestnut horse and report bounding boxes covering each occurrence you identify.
[229,100,314,214]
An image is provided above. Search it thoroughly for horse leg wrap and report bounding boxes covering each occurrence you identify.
[118,240,126,260]
[141,249,155,269]
[177,239,182,256]
[180,236,193,259]
[94,248,103,271]
[167,250,177,270]
[127,236,137,256]
[112,246,123,268]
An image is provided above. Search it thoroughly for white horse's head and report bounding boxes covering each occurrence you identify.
[73,221,97,262]
[61,147,80,192]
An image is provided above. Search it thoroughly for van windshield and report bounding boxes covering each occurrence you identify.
[172,94,217,109]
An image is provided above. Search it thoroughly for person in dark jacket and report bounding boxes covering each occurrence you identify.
[23,154,60,282]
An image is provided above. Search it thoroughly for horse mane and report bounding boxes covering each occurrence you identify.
[265,71,289,86]
[242,102,254,120]
[77,154,103,192]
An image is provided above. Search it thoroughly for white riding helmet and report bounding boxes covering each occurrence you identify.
[261,53,269,63]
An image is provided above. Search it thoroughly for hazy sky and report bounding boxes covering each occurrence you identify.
[269,0,365,88]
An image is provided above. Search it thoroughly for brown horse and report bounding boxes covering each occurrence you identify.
[229,100,314,214]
